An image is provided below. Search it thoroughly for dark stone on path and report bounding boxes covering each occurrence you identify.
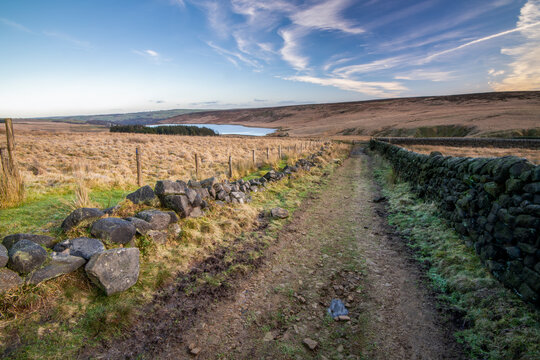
[0,268,23,292]
[90,218,136,245]
[28,253,86,285]
[163,195,192,218]
[154,180,186,197]
[3,233,56,250]
[126,185,159,206]
[53,237,105,260]
[62,208,105,232]
[135,210,171,230]
[85,248,140,296]
[8,240,47,274]
[271,207,289,219]
[0,244,8,267]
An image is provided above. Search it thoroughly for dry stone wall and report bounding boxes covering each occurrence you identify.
[0,146,330,296]
[374,137,540,149]
[370,139,540,305]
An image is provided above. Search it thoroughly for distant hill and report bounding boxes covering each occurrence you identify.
[31,109,211,126]
[161,91,540,138]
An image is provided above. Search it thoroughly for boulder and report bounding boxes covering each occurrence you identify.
[187,180,201,188]
[166,211,179,224]
[90,218,136,245]
[0,244,8,267]
[85,248,140,296]
[28,253,86,285]
[8,240,47,274]
[3,233,56,250]
[0,268,23,292]
[61,208,104,232]
[125,217,153,235]
[200,177,218,189]
[126,185,159,206]
[169,223,182,237]
[53,237,105,260]
[135,210,171,230]
[154,180,186,197]
[264,170,277,180]
[270,207,289,219]
[163,195,192,218]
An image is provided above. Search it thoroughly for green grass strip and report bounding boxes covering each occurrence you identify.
[372,155,540,360]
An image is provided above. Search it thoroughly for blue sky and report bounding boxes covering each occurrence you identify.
[1,0,539,117]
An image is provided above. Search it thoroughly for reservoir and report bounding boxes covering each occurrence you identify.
[150,123,275,136]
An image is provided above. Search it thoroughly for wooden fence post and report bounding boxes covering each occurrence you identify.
[252,149,255,167]
[136,147,142,187]
[195,153,199,179]
[0,148,9,175]
[278,145,282,159]
[228,155,233,178]
[5,119,17,173]
[266,147,269,161]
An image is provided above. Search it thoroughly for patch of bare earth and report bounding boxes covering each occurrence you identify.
[156,147,464,359]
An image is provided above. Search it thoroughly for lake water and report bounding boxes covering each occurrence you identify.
[149,123,275,136]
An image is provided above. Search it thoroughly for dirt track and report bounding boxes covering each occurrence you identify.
[94,147,464,359]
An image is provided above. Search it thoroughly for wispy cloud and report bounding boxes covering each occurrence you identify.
[0,18,33,33]
[170,0,185,7]
[43,31,92,49]
[283,75,407,97]
[493,0,540,90]
[290,0,364,34]
[488,68,505,76]
[207,41,260,68]
[423,20,540,63]
[133,49,169,64]
[278,28,309,70]
[394,70,455,82]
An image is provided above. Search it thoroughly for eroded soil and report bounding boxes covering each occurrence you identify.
[93,147,464,359]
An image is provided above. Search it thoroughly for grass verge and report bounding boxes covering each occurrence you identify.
[370,152,540,360]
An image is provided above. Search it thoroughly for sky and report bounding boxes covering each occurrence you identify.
[0,0,539,117]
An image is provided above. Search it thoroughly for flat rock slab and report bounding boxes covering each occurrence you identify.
[147,230,168,244]
[270,207,289,219]
[28,253,86,285]
[8,240,47,274]
[2,233,56,250]
[126,185,159,206]
[0,268,23,292]
[0,244,8,267]
[154,180,187,197]
[62,208,104,232]
[53,237,105,260]
[91,218,136,245]
[85,248,140,296]
[135,210,171,230]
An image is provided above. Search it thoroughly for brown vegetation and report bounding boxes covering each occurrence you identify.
[162,91,540,137]
[404,145,540,164]
[0,128,322,196]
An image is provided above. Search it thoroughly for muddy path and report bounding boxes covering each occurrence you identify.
[158,147,464,359]
[94,147,464,359]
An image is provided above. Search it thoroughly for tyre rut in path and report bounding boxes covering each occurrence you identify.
[161,147,464,359]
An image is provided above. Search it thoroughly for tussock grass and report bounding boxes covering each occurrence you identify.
[372,153,540,360]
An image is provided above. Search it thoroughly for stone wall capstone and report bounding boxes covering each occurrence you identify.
[370,139,540,305]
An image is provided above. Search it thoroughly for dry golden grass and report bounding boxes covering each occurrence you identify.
[404,145,540,164]
[1,129,324,195]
